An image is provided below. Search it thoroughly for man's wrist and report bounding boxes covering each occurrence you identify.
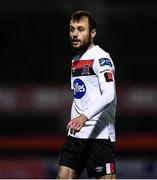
[80,114,88,121]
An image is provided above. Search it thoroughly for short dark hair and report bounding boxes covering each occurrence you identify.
[71,10,97,31]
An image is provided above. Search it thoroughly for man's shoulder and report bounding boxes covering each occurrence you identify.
[93,45,110,58]
[71,46,111,62]
[92,46,114,70]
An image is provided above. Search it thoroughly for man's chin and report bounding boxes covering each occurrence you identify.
[72,45,81,50]
[71,43,89,52]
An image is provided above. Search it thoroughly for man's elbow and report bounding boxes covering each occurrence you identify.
[103,88,115,104]
[109,89,115,103]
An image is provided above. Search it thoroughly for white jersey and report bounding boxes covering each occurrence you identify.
[69,45,116,142]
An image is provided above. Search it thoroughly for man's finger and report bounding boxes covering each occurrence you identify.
[67,120,75,130]
[70,128,76,135]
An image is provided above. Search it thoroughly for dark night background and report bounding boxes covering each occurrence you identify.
[0,0,157,178]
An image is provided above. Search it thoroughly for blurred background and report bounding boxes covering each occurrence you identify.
[0,0,157,178]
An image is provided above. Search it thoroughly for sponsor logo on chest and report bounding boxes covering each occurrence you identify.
[73,78,86,99]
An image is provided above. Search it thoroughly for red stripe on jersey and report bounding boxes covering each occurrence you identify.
[72,59,94,69]
[110,162,115,174]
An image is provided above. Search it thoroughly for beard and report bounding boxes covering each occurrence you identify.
[70,35,92,52]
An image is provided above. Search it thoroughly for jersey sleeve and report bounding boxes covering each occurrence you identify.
[71,72,73,89]
[83,55,115,120]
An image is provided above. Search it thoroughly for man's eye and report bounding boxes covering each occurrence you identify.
[78,27,85,32]
[70,28,74,32]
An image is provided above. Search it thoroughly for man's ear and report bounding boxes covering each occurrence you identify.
[91,29,97,39]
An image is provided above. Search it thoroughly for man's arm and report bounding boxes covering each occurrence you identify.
[83,78,115,119]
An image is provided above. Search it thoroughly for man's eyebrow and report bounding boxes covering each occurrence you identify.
[70,26,75,30]
[77,26,85,28]
[70,25,85,28]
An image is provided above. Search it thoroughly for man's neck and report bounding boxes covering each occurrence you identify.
[78,43,95,57]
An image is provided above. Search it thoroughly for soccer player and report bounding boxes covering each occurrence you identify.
[57,10,116,179]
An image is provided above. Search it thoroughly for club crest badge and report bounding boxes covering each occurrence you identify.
[82,64,90,75]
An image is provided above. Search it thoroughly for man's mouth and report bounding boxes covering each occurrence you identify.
[73,39,80,43]
[72,40,80,45]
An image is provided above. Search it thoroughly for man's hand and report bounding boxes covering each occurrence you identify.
[67,114,88,135]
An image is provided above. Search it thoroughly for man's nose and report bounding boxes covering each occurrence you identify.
[73,30,78,36]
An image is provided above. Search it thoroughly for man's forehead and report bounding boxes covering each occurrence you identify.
[70,16,89,26]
